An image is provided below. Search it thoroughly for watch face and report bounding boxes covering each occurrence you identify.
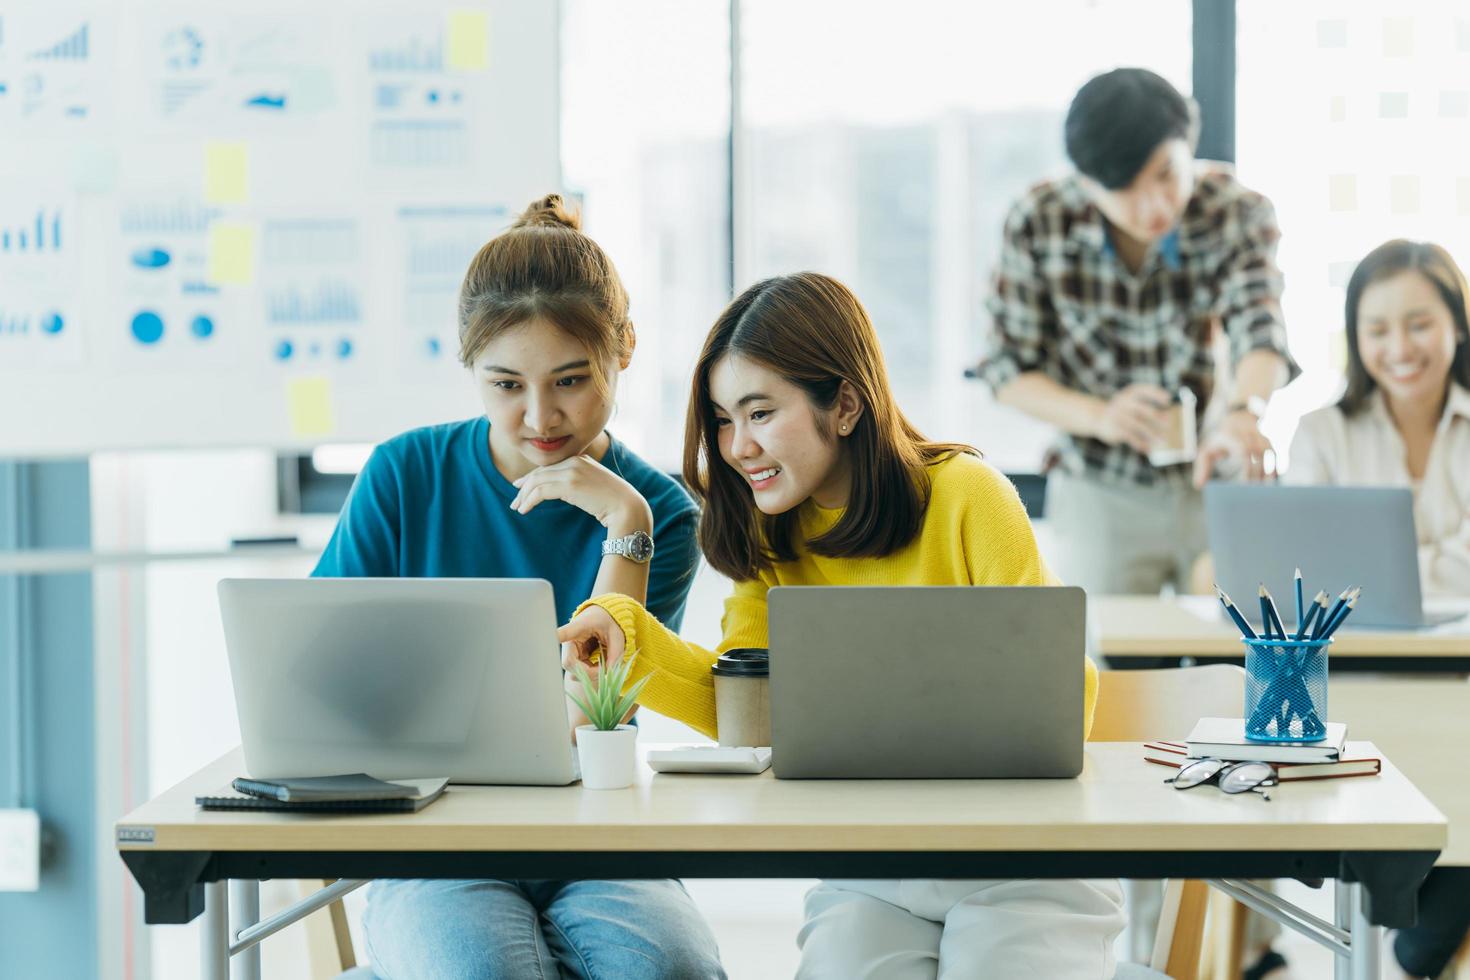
[629,531,654,562]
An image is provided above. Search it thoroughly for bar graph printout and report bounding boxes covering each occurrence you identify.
[0,192,83,368]
[0,1,556,454]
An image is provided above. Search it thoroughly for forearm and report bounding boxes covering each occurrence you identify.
[996,372,1105,438]
[1230,349,1289,404]
[577,592,722,738]
[588,503,654,605]
[1420,530,1470,597]
[568,506,655,727]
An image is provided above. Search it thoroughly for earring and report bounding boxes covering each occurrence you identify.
[840,424,848,433]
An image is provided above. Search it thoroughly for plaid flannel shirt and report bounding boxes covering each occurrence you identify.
[974,163,1297,486]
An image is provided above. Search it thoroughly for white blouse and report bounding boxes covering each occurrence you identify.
[1286,383,1470,596]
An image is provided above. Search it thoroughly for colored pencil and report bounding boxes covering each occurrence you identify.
[1319,589,1362,640]
[1215,585,1258,640]
[1313,587,1354,640]
[1294,568,1304,635]
[1259,584,1286,640]
[1294,590,1328,641]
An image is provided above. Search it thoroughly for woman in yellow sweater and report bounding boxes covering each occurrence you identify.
[560,272,1124,979]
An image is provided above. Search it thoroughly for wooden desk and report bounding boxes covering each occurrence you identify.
[1096,595,1470,666]
[117,742,1442,979]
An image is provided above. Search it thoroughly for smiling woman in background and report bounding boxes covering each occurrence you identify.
[1286,239,1470,595]
[1286,239,1470,980]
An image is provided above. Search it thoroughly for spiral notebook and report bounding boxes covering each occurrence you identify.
[196,777,449,813]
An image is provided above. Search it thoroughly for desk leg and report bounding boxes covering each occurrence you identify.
[1334,881,1352,980]
[202,880,229,980]
[1348,882,1382,980]
[229,879,261,980]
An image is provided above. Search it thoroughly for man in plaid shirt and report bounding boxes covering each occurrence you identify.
[973,68,1298,597]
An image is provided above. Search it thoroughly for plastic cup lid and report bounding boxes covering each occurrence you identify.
[711,647,769,677]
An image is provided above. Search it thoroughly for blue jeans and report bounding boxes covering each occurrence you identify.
[363,878,726,980]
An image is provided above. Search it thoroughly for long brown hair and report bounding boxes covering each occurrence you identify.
[457,194,632,398]
[1339,239,1470,416]
[684,272,975,581]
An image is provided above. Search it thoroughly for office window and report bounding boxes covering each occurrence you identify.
[561,0,732,469]
[739,0,1191,470]
[1237,0,1470,461]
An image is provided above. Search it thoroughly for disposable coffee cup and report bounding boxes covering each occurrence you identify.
[711,648,770,748]
[1148,387,1198,467]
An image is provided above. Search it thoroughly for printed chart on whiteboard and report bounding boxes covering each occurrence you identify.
[0,0,558,456]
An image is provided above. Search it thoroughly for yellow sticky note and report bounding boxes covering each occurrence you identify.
[207,221,257,285]
[447,10,489,71]
[1327,174,1357,212]
[1328,94,1347,123]
[204,142,249,204]
[287,376,336,438]
[1390,175,1420,215]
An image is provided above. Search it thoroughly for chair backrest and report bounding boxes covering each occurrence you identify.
[1090,666,1243,980]
[1089,665,1246,742]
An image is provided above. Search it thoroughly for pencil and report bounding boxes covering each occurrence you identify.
[1313,587,1353,640]
[1294,568,1304,636]
[1320,588,1362,640]
[1259,584,1286,640]
[1294,590,1328,641]
[1215,585,1258,640]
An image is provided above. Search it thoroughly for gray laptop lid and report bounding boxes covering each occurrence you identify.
[768,586,1085,779]
[1204,484,1430,629]
[218,578,577,785]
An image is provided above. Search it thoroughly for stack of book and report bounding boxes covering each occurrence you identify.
[1143,717,1381,782]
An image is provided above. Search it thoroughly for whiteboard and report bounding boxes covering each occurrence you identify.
[0,0,560,457]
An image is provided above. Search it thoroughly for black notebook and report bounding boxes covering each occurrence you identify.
[233,773,419,803]
[196,777,448,813]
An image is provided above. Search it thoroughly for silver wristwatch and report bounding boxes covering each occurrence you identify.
[603,529,654,564]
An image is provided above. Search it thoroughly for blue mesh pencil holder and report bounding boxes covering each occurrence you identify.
[1242,637,1331,742]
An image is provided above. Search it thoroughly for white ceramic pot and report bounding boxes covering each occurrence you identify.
[575,725,638,790]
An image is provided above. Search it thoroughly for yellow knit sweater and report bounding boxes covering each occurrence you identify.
[577,452,1099,740]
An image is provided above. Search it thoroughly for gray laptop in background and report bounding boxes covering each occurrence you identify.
[1205,484,1461,630]
[768,586,1086,779]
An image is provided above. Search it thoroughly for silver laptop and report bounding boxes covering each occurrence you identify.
[768,586,1086,779]
[218,578,578,785]
[1205,484,1462,630]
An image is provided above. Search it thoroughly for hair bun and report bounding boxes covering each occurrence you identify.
[514,193,581,231]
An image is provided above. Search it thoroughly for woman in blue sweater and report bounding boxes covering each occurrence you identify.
[314,194,724,980]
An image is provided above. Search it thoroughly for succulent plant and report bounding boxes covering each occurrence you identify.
[567,659,650,732]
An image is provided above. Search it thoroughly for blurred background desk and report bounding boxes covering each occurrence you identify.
[1095,595,1470,671]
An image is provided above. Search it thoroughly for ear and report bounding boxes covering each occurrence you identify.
[833,380,864,437]
[618,322,637,371]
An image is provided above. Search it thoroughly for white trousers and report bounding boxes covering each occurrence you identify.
[796,878,1127,980]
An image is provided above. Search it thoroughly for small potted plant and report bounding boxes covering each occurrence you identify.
[567,659,650,790]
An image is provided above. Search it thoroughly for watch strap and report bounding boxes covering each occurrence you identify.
[603,530,654,563]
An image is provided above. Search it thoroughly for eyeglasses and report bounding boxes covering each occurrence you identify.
[1165,759,1277,801]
